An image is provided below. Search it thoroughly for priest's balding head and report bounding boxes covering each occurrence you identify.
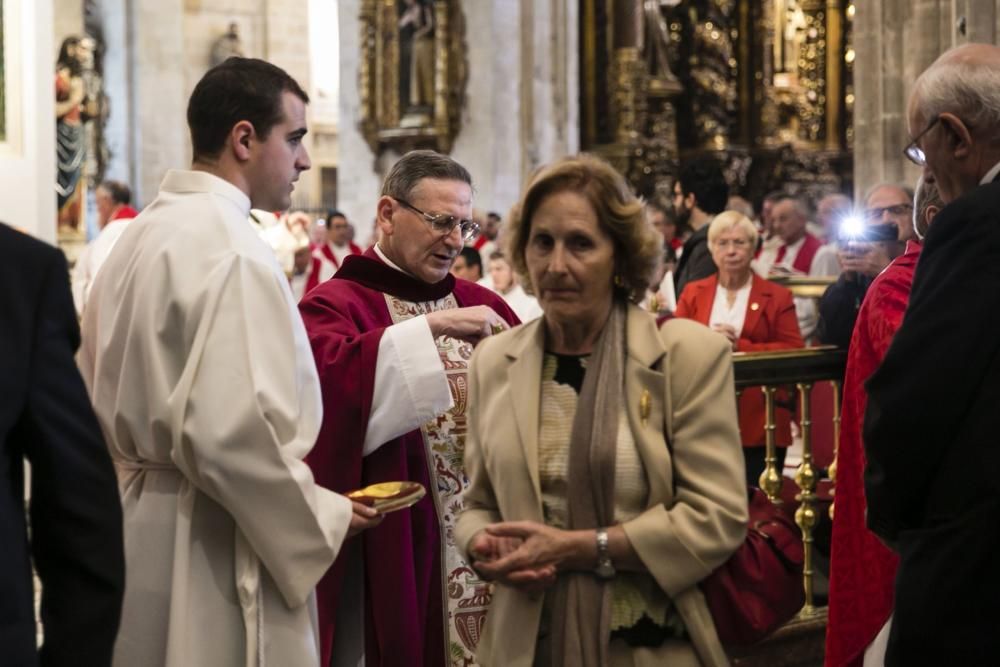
[375,150,477,284]
[907,43,1000,203]
[186,57,311,212]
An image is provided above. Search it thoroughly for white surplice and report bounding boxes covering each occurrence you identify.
[78,169,353,667]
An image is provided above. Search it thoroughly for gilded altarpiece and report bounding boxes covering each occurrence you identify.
[582,0,855,204]
[358,0,468,156]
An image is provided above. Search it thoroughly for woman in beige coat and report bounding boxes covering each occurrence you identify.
[455,155,748,667]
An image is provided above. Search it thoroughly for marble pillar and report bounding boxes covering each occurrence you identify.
[0,0,56,241]
[853,0,1000,195]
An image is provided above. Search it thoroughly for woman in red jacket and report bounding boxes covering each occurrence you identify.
[675,211,804,485]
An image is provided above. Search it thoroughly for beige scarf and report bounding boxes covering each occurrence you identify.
[550,300,626,667]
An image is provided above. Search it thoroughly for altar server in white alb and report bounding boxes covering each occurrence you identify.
[78,57,381,667]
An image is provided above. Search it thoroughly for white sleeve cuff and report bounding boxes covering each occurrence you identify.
[362,315,453,456]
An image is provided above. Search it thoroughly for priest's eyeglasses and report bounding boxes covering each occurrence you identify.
[903,116,940,166]
[395,198,480,242]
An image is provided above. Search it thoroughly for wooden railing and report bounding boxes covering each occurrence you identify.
[730,346,847,666]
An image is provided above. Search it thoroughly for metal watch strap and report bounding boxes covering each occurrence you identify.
[595,528,615,578]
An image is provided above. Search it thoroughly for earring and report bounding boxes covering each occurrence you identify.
[613,274,625,288]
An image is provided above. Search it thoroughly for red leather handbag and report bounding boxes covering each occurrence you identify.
[699,487,805,647]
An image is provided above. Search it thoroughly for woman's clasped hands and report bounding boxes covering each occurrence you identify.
[469,521,582,595]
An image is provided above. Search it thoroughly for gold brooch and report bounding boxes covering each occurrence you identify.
[750,302,760,311]
[640,390,651,425]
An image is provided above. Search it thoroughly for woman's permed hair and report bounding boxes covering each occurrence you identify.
[505,154,660,303]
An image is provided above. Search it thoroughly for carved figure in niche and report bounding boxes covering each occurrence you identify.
[210,22,245,67]
[774,0,807,78]
[398,0,435,123]
[56,36,98,233]
[644,0,682,87]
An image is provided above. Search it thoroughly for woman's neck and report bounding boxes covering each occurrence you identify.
[545,300,613,355]
[718,269,751,290]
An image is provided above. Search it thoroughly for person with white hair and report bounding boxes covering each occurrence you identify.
[864,43,1000,663]
[675,211,804,485]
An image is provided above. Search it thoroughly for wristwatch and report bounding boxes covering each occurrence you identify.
[594,528,616,579]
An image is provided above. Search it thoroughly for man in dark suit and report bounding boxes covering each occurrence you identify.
[864,43,1000,664]
[0,222,124,666]
[672,157,729,297]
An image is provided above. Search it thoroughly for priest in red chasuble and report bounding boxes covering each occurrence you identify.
[825,177,941,667]
[300,150,520,667]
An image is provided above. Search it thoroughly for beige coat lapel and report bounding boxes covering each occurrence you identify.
[504,318,547,514]
[623,305,670,494]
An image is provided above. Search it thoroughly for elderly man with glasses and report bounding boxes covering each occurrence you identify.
[299,149,519,667]
[863,43,1000,664]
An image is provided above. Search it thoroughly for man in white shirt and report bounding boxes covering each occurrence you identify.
[71,180,139,315]
[316,209,362,271]
[79,57,379,667]
[487,250,543,322]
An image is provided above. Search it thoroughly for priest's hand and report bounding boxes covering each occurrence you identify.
[425,306,509,345]
[347,500,384,537]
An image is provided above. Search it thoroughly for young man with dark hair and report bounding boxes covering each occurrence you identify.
[451,245,483,282]
[79,57,378,667]
[672,157,730,296]
[316,209,363,272]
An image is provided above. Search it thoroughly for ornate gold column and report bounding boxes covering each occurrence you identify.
[825,0,843,149]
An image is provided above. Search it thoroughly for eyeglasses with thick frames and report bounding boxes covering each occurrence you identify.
[903,116,940,166]
[395,198,479,242]
[864,204,913,220]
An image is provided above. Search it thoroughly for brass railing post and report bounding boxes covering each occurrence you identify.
[795,381,819,616]
[758,385,783,501]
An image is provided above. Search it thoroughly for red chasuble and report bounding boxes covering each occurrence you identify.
[825,241,921,667]
[300,248,519,667]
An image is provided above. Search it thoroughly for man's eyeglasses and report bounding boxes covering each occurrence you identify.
[903,116,940,166]
[864,204,913,220]
[395,198,479,242]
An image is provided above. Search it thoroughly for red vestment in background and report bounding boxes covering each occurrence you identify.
[825,241,922,667]
[300,249,518,667]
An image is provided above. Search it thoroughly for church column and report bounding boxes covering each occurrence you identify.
[131,0,187,206]
[0,0,56,240]
[852,0,1000,196]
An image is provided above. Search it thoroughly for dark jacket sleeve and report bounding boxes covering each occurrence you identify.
[675,240,717,298]
[816,274,869,348]
[22,249,124,667]
[863,184,1000,544]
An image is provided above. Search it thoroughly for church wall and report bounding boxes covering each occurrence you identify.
[0,0,57,241]
[336,0,579,244]
[81,0,314,208]
[853,0,1000,196]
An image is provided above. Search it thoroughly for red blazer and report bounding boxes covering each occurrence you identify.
[675,273,804,447]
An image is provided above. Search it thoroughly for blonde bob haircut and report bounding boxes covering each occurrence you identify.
[707,210,759,249]
[505,154,660,302]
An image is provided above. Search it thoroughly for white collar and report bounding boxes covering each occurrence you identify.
[980,159,1000,185]
[374,243,417,278]
[160,169,251,216]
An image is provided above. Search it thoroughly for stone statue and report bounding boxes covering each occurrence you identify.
[210,22,245,67]
[398,0,435,120]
